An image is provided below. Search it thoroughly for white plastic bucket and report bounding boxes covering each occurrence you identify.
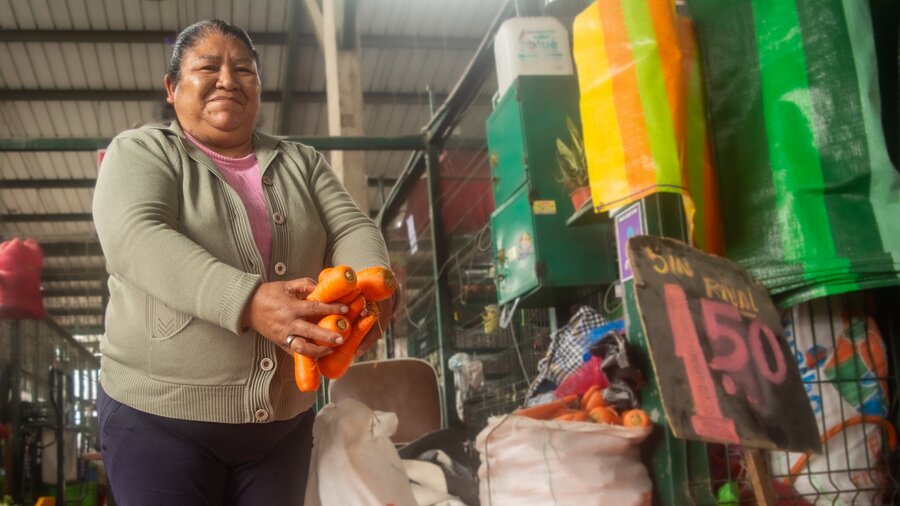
[493,16,574,98]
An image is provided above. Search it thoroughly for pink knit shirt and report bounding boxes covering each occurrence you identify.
[184,132,272,274]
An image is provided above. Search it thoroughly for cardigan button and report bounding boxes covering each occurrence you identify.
[262,175,274,186]
[274,262,287,276]
[272,212,285,225]
[255,409,270,422]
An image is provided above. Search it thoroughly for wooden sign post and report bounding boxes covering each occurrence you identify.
[628,235,821,454]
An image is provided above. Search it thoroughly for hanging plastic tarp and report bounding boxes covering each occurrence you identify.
[678,17,723,256]
[573,0,723,254]
[0,237,46,320]
[687,0,900,307]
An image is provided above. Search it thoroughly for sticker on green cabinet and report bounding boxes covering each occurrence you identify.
[532,200,557,215]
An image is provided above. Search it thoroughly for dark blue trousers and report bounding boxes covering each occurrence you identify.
[98,386,314,506]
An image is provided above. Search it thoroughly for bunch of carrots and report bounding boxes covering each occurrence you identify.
[513,385,652,428]
[294,265,396,392]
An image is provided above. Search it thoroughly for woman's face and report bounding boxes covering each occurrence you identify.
[164,32,260,151]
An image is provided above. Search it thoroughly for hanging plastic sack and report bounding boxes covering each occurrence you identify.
[573,0,687,212]
[0,237,45,320]
[677,17,723,255]
[476,414,653,505]
[572,1,723,254]
[448,353,484,422]
[770,294,896,504]
[687,0,900,307]
[305,399,418,506]
[526,306,606,400]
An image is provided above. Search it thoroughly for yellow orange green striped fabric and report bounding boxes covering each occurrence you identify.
[574,0,722,254]
[574,0,687,213]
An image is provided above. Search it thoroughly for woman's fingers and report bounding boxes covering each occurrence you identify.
[285,278,349,317]
[300,299,348,319]
[289,319,345,347]
[283,277,317,297]
[287,335,333,358]
[243,279,353,361]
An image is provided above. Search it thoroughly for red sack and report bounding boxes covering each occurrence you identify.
[0,238,45,320]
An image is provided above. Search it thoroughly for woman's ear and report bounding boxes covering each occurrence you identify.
[163,75,176,105]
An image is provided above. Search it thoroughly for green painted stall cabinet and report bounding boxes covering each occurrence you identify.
[486,75,617,306]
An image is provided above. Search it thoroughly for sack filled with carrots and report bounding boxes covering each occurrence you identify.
[294,265,396,392]
[513,385,652,430]
[476,386,654,504]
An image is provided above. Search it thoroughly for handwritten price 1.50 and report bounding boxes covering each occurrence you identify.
[664,283,787,444]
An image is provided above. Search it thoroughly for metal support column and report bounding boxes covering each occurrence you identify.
[619,192,716,505]
[9,321,23,504]
[424,146,459,428]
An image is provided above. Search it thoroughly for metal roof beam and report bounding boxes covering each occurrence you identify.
[0,30,481,51]
[2,176,397,188]
[0,135,424,151]
[0,89,445,105]
[5,207,383,222]
[2,178,97,188]
[38,242,104,257]
[63,327,105,337]
[42,288,104,297]
[46,307,103,316]
[42,268,107,282]
[2,213,92,222]
[277,0,307,135]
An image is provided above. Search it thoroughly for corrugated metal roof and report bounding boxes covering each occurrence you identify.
[1,0,506,341]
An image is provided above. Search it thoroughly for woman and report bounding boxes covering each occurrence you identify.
[92,19,391,505]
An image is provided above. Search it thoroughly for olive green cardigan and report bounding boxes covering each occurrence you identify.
[92,121,389,423]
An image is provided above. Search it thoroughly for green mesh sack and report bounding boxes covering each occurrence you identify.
[687,0,900,307]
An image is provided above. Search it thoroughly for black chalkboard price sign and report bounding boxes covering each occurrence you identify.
[628,235,821,453]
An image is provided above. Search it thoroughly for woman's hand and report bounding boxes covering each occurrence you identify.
[241,278,348,357]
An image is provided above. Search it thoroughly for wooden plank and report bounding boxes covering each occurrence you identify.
[628,235,822,453]
[744,448,777,505]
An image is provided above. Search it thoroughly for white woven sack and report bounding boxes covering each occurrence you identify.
[476,414,652,506]
[305,399,418,506]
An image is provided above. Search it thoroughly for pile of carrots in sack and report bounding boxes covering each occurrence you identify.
[294,265,396,392]
[513,385,652,429]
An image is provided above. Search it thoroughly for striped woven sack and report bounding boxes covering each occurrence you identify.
[687,0,900,307]
[573,0,723,254]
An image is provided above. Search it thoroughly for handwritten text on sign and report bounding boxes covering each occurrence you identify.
[629,236,820,453]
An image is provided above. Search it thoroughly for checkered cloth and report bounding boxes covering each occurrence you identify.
[527,306,607,399]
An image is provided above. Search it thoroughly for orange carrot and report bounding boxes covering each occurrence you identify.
[513,395,579,420]
[355,266,396,302]
[571,410,589,422]
[336,289,361,305]
[309,314,352,347]
[580,385,601,409]
[317,267,333,284]
[294,352,320,392]
[319,313,379,379]
[583,390,606,411]
[292,315,351,391]
[308,265,357,303]
[621,409,652,428]
[552,408,590,422]
[589,407,622,425]
[345,294,366,321]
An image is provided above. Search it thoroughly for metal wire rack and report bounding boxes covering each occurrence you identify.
[695,288,900,505]
[377,0,899,500]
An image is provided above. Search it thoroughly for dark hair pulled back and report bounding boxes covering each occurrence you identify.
[166,19,259,85]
